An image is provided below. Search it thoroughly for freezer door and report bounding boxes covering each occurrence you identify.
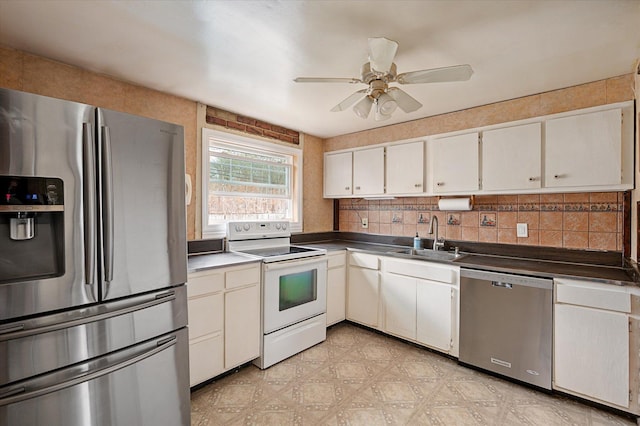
[0,328,190,426]
[97,108,186,300]
[0,285,187,387]
[0,88,98,321]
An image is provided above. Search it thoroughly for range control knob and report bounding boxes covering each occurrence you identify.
[243,223,250,231]
[275,223,281,230]
[234,224,242,232]
[282,223,287,230]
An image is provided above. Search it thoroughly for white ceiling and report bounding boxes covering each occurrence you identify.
[0,1,638,139]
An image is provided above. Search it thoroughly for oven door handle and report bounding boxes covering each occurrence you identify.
[263,255,327,272]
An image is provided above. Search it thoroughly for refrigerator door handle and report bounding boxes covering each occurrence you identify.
[0,334,177,406]
[0,289,178,342]
[82,122,97,301]
[101,125,115,292]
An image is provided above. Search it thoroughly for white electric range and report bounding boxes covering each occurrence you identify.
[226,221,328,369]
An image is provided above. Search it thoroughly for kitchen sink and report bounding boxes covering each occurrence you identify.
[391,248,464,262]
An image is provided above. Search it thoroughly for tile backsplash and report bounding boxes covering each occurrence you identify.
[338,192,624,251]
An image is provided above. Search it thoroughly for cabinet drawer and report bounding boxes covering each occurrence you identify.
[187,271,224,298]
[187,293,223,339]
[555,279,630,313]
[226,264,261,290]
[385,258,455,284]
[349,252,379,269]
[189,333,224,387]
[328,251,346,268]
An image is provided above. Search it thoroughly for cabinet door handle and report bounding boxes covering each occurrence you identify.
[345,186,350,190]
[528,177,539,181]
[436,182,445,186]
[414,183,422,188]
[355,186,361,190]
[554,174,566,179]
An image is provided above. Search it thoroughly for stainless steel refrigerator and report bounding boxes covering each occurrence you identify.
[0,88,190,425]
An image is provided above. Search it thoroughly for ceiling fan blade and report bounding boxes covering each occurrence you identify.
[397,64,474,84]
[330,89,368,112]
[368,37,398,74]
[387,87,422,113]
[294,77,361,84]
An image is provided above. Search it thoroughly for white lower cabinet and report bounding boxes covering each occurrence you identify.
[553,278,634,411]
[187,292,224,386]
[416,281,454,352]
[382,273,416,340]
[326,251,347,326]
[187,262,261,387]
[347,252,380,327]
[381,257,459,356]
[225,284,261,370]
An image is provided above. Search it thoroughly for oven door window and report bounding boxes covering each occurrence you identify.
[279,270,317,311]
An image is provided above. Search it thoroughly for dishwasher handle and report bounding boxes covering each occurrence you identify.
[492,281,513,289]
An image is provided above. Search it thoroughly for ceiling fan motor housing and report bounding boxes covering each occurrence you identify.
[361,62,397,85]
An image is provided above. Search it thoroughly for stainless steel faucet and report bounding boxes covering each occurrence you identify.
[428,216,445,251]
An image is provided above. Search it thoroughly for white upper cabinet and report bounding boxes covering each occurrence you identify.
[323,102,632,198]
[386,141,424,194]
[545,109,622,189]
[324,151,353,197]
[430,132,479,194]
[353,146,385,196]
[482,123,542,192]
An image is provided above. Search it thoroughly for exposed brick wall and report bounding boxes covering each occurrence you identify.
[205,106,300,145]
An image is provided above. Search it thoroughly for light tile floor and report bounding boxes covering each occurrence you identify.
[191,322,637,425]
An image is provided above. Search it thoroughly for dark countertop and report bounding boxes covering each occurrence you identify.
[300,239,638,287]
[454,254,635,285]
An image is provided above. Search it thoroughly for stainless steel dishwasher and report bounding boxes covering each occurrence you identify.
[459,268,553,390]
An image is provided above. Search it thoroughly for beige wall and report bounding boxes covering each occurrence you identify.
[303,134,333,232]
[0,45,334,238]
[1,44,634,244]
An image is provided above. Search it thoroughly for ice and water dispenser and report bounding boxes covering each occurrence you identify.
[0,176,65,282]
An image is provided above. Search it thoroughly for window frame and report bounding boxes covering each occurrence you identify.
[201,128,303,238]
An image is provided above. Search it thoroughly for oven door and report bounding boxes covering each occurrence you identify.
[262,256,327,334]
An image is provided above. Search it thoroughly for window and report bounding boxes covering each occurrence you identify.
[201,128,302,237]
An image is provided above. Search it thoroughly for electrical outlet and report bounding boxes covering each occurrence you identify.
[516,223,528,238]
[361,217,368,228]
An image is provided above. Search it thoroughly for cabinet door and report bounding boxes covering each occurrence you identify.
[225,284,260,369]
[187,293,224,386]
[347,266,379,327]
[545,109,622,188]
[482,123,541,191]
[327,263,346,326]
[431,133,479,193]
[554,304,629,407]
[189,334,223,386]
[386,141,424,194]
[416,281,453,352]
[324,151,353,197]
[187,293,223,340]
[353,147,385,196]
[382,273,416,340]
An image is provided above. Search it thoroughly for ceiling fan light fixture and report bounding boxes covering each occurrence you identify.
[377,92,398,116]
[353,96,373,119]
[374,109,392,122]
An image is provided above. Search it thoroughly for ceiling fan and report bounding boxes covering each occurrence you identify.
[294,37,473,121]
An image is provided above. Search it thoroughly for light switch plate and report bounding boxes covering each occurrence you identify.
[516,223,528,238]
[361,217,368,228]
